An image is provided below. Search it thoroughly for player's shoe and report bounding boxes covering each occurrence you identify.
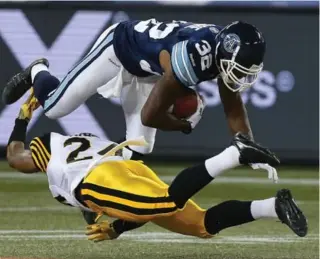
[231,133,280,166]
[275,189,308,237]
[2,58,49,105]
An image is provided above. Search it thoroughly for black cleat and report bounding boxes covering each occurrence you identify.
[232,133,280,166]
[2,58,49,105]
[275,189,308,237]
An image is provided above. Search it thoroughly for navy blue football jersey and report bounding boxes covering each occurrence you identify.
[113,19,223,87]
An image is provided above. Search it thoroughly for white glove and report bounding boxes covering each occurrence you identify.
[186,93,206,129]
[250,163,279,183]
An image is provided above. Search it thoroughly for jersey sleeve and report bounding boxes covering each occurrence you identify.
[29,133,52,172]
[171,38,214,87]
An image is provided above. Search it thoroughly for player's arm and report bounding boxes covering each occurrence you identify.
[218,78,254,140]
[6,93,40,173]
[7,137,37,174]
[141,50,192,133]
[141,38,209,134]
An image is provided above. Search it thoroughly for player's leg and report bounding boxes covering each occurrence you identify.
[121,77,158,156]
[97,199,211,240]
[153,189,308,238]
[93,189,307,240]
[79,160,177,223]
[84,135,307,237]
[146,134,306,238]
[2,23,120,119]
[152,199,212,238]
[164,136,308,237]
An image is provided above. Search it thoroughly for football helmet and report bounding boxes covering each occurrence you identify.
[215,21,266,92]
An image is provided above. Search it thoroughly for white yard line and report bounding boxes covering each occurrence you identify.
[0,172,46,179]
[0,230,84,234]
[161,176,319,185]
[0,231,317,244]
[0,206,76,212]
[0,172,318,185]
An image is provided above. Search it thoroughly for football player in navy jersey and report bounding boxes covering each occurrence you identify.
[3,19,266,160]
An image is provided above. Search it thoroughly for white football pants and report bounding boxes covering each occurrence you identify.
[43,23,158,154]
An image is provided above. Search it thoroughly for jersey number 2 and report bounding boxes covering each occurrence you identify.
[64,137,121,164]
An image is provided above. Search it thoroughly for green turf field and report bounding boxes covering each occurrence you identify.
[0,162,318,259]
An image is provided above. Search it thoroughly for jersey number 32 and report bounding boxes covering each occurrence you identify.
[134,19,180,39]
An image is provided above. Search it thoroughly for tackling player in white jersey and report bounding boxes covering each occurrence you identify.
[5,91,308,242]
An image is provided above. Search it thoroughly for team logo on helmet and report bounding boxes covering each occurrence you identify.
[223,33,241,53]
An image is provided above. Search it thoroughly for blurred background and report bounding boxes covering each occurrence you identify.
[0,0,318,165]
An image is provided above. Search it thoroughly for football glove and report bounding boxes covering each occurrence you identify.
[86,220,120,242]
[186,93,206,129]
[232,133,280,167]
[18,89,40,121]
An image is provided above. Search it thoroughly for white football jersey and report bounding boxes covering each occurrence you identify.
[29,132,133,211]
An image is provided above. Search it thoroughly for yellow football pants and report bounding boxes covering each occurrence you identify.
[81,160,212,238]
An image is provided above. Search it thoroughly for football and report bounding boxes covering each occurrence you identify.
[171,88,198,119]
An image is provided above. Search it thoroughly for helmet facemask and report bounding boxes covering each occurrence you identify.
[217,43,263,92]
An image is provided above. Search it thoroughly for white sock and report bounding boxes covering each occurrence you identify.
[250,197,277,219]
[204,146,240,178]
[31,64,49,83]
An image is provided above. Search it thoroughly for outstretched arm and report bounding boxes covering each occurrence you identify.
[218,78,254,140]
[6,93,40,173]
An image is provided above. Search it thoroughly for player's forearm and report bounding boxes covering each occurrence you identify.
[141,73,192,132]
[227,105,254,141]
[7,141,25,157]
[7,142,35,173]
[218,79,254,141]
[142,110,191,132]
[7,118,28,148]
[6,118,37,173]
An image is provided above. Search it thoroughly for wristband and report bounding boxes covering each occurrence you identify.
[8,119,28,145]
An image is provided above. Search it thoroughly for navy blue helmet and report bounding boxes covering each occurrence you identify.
[215,21,266,92]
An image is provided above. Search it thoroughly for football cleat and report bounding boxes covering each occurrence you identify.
[232,133,280,166]
[275,189,308,237]
[2,58,49,105]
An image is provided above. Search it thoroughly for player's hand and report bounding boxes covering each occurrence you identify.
[186,93,205,129]
[250,163,279,183]
[86,220,120,242]
[18,90,40,121]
